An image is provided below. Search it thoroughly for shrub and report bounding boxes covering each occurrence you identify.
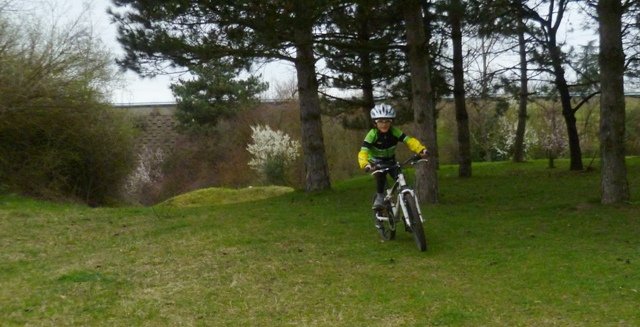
[0,107,136,205]
[246,125,300,186]
[0,3,133,205]
[123,145,166,204]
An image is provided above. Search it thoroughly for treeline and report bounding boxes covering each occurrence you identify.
[112,0,637,204]
[0,2,634,206]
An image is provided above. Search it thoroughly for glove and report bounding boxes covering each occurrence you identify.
[364,164,373,172]
[364,163,379,172]
[419,149,429,158]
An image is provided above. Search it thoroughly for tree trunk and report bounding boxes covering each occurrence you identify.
[598,0,630,204]
[421,0,440,169]
[402,0,438,204]
[559,86,583,170]
[294,25,332,192]
[548,36,583,170]
[357,5,375,115]
[522,0,582,170]
[513,12,528,163]
[360,52,375,113]
[449,0,472,177]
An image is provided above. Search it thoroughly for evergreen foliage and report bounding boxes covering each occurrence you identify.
[171,62,268,132]
[319,1,406,107]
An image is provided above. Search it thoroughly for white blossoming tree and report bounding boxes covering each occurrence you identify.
[124,146,166,202]
[492,116,538,161]
[246,125,301,185]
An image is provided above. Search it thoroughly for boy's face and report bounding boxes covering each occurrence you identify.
[375,119,392,133]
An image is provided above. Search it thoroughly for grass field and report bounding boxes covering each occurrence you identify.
[1,158,639,326]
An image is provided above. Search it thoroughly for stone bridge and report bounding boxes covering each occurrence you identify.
[113,102,179,151]
[113,100,291,151]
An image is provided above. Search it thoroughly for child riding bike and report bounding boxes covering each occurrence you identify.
[358,103,428,209]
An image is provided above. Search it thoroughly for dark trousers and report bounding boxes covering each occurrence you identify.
[372,158,399,194]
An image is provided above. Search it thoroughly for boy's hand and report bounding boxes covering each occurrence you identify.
[364,163,378,172]
[364,164,374,172]
[419,149,429,158]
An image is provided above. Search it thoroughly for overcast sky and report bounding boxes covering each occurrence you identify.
[40,0,177,104]
[36,0,294,104]
[38,0,598,104]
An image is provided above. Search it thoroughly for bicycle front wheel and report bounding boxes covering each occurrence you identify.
[403,194,426,251]
[372,195,396,241]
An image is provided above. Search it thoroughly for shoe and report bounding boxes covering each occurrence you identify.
[372,193,385,210]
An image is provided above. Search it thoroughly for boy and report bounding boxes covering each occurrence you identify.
[358,103,428,209]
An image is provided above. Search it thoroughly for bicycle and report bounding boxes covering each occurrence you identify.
[367,155,428,251]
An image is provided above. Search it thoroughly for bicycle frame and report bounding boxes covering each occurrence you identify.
[387,175,425,227]
[373,157,426,228]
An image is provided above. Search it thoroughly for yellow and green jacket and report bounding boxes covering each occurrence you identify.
[357,127,426,169]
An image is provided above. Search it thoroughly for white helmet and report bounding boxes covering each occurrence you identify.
[370,103,396,120]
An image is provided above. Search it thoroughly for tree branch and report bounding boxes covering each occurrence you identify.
[572,91,600,113]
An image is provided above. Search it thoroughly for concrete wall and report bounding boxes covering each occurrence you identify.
[114,103,180,151]
[113,100,296,154]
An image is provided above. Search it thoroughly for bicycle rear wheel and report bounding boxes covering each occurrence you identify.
[403,194,426,251]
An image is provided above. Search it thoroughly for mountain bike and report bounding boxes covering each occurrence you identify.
[369,155,428,251]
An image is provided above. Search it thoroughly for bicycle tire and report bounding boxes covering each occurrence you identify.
[403,193,427,251]
[372,195,396,241]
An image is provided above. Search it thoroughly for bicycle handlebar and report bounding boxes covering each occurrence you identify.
[370,155,428,175]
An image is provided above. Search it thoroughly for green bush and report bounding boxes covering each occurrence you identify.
[262,155,287,185]
[0,106,136,205]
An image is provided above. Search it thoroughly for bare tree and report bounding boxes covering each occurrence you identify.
[0,3,115,111]
[466,0,532,162]
[270,76,299,101]
[522,0,601,171]
[0,3,134,204]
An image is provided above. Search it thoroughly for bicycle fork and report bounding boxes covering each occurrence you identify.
[394,189,425,227]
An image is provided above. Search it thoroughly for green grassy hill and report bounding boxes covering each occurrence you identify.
[1,159,639,326]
